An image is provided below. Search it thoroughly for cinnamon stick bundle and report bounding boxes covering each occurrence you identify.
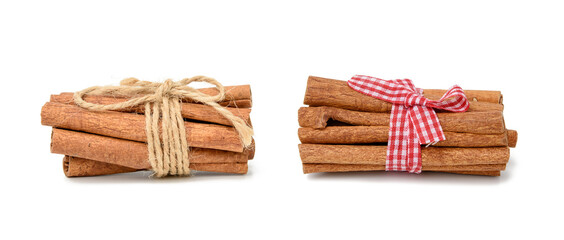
[51,128,253,171]
[298,76,515,176]
[298,144,510,166]
[41,102,245,152]
[51,93,251,127]
[303,76,504,112]
[298,126,509,147]
[63,156,247,177]
[298,106,505,134]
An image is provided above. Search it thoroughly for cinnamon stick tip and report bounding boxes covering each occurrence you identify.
[40,102,50,126]
[62,156,71,177]
[507,129,518,148]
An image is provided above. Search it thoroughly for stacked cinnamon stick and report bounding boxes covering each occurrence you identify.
[41,85,255,177]
[298,76,517,176]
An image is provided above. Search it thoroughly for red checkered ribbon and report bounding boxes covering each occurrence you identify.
[348,75,469,173]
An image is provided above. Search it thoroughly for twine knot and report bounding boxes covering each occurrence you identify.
[154,79,174,102]
[73,76,253,177]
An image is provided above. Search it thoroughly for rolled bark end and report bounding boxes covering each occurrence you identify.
[507,129,518,148]
[63,156,70,177]
[245,139,256,160]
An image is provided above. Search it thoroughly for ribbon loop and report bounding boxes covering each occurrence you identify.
[348,75,469,173]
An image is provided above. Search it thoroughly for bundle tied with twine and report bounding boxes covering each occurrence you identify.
[73,76,254,177]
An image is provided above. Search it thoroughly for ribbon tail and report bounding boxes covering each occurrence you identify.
[386,104,410,172]
[406,110,422,174]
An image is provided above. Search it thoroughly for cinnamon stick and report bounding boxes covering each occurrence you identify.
[298,106,505,134]
[445,171,500,176]
[198,84,252,101]
[302,163,506,173]
[51,128,251,170]
[218,99,252,108]
[63,156,247,177]
[63,156,137,176]
[298,144,510,166]
[303,76,504,112]
[298,126,508,147]
[77,84,252,102]
[51,93,251,127]
[41,102,245,152]
[423,89,502,104]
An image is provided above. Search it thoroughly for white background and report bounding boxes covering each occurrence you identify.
[1,1,562,239]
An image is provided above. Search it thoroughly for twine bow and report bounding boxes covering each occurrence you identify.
[348,75,469,173]
[74,76,254,177]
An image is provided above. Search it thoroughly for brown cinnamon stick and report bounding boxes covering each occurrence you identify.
[299,144,510,166]
[41,102,245,152]
[51,128,251,170]
[63,156,247,177]
[63,156,137,176]
[298,126,508,147]
[303,163,506,173]
[423,89,502,104]
[51,93,251,127]
[303,76,504,112]
[298,106,505,134]
[191,84,252,102]
[444,171,500,176]
[218,99,252,108]
[76,84,252,102]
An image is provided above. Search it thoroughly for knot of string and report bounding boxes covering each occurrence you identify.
[73,76,254,177]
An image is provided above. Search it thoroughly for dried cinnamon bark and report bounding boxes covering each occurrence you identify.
[63,156,137,176]
[302,163,505,173]
[445,171,500,176]
[51,93,251,127]
[298,106,505,134]
[63,156,247,177]
[303,76,503,112]
[51,128,251,170]
[75,84,252,102]
[41,102,245,152]
[198,84,252,101]
[302,164,501,176]
[298,144,510,166]
[298,126,508,147]
[218,99,252,108]
[423,89,502,104]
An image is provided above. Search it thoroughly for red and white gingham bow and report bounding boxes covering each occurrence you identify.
[348,75,470,173]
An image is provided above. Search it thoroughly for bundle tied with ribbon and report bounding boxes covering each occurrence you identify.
[72,76,254,177]
[347,75,469,173]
